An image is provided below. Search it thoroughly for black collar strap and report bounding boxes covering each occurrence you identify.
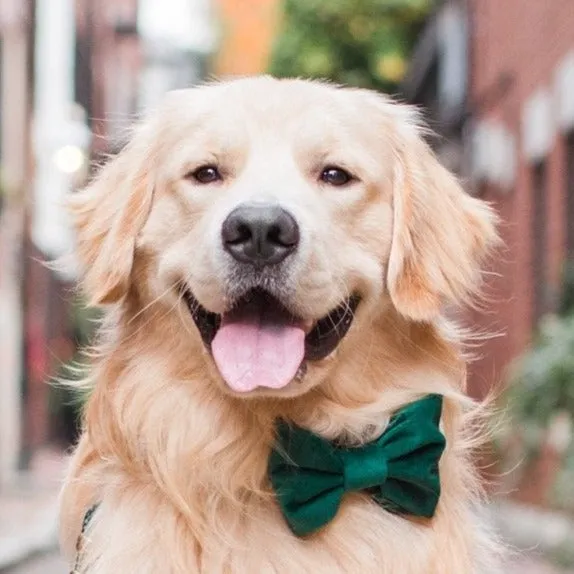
[71,504,99,574]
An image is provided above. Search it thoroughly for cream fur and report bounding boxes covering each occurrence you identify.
[60,76,505,573]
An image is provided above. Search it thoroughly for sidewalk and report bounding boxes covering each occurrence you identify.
[508,558,573,573]
[1,452,574,572]
[0,449,65,571]
[492,499,574,573]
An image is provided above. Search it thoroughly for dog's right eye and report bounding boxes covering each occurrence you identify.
[320,166,353,187]
[188,165,222,184]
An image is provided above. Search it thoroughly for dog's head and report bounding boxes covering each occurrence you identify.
[72,77,498,398]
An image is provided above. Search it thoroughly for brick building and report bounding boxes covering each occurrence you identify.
[0,0,34,486]
[0,0,143,479]
[25,0,142,459]
[77,0,141,155]
[405,0,574,397]
[469,0,574,395]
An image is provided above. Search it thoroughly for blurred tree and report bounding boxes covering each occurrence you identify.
[498,262,574,513]
[559,259,574,316]
[269,0,435,92]
[508,315,574,441]
[508,262,574,439]
[49,297,100,444]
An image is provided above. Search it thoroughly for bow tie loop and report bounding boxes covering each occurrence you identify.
[269,395,446,537]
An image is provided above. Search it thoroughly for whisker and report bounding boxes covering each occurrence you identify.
[128,284,179,325]
[115,285,184,346]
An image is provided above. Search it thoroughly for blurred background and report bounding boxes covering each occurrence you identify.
[0,0,573,572]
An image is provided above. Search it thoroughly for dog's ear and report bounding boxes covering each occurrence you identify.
[70,123,155,306]
[387,124,499,321]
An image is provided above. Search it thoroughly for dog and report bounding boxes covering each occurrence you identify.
[59,76,504,573]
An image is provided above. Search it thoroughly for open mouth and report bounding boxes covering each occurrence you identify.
[182,287,360,393]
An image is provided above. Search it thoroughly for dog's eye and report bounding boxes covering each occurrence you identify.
[320,166,352,186]
[189,165,222,184]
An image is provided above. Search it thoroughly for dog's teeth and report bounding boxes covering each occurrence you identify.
[294,363,307,382]
[302,320,314,334]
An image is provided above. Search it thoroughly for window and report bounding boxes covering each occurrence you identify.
[438,4,468,122]
[566,133,574,259]
[531,161,547,328]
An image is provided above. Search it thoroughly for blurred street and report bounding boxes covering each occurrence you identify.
[509,559,574,574]
[1,551,573,573]
[4,552,67,574]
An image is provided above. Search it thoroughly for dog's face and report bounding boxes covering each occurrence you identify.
[72,77,497,398]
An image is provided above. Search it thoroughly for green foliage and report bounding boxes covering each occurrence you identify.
[500,262,574,512]
[507,314,574,439]
[552,447,574,514]
[269,0,434,92]
[51,296,100,417]
[507,261,574,437]
[59,297,100,386]
[559,259,574,316]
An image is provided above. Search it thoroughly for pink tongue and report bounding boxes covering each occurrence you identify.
[211,300,305,393]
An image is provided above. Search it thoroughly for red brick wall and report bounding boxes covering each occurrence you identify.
[23,243,74,453]
[76,0,141,154]
[468,0,574,396]
[20,0,142,457]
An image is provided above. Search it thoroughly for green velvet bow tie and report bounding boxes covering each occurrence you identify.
[268,394,445,537]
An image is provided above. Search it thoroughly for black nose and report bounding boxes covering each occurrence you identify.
[221,203,300,267]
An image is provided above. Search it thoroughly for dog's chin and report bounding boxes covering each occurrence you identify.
[181,286,360,397]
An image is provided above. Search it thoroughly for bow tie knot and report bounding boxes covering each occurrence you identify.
[342,446,388,491]
[268,395,446,537]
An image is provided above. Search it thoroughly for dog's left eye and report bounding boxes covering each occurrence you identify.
[188,165,222,184]
[320,166,353,186]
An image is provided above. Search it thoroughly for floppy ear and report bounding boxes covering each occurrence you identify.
[387,129,499,321]
[70,124,155,306]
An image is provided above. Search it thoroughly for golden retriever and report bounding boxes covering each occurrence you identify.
[60,76,504,573]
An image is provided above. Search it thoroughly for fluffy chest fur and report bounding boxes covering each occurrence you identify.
[69,426,496,573]
[63,331,502,574]
[79,488,477,573]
